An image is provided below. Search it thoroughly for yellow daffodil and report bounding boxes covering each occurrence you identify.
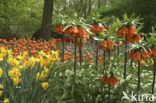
[0,84,3,89]
[51,51,59,56]
[41,82,50,90]
[7,49,13,57]
[0,53,4,61]
[4,98,10,103]
[8,54,13,59]
[43,59,51,67]
[17,54,24,62]
[29,56,40,68]
[38,51,46,57]
[18,64,25,70]
[10,59,20,67]
[22,51,28,57]
[46,54,52,60]
[0,90,3,96]
[36,72,40,80]
[8,68,21,78]
[0,68,3,78]
[13,78,20,86]
[7,58,13,64]
[24,61,31,67]
[0,47,7,56]
[39,71,47,80]
[44,67,50,74]
[51,51,59,61]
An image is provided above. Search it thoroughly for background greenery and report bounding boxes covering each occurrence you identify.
[101,0,156,33]
[0,0,156,39]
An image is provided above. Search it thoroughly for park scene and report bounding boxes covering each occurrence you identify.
[0,0,156,103]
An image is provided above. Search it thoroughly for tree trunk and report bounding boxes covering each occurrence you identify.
[64,0,67,12]
[40,0,54,40]
[84,0,87,18]
[98,0,101,8]
[106,0,110,7]
[88,0,92,15]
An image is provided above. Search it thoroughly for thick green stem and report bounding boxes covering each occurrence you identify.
[96,41,99,69]
[130,60,133,67]
[74,37,77,73]
[108,85,111,103]
[117,46,120,56]
[79,38,83,65]
[124,41,127,80]
[114,45,116,56]
[137,60,140,102]
[108,51,111,60]
[152,59,156,94]
[103,50,106,70]
[62,33,65,62]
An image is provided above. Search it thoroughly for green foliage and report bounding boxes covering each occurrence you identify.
[32,27,63,39]
[87,11,109,24]
[45,47,154,103]
[49,61,111,103]
[146,28,156,48]
[0,0,155,39]
[0,0,43,39]
[101,0,156,33]
[0,57,54,103]
[0,0,110,39]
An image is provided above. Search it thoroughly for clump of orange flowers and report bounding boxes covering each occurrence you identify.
[77,40,85,47]
[65,26,78,37]
[140,60,146,66]
[87,55,94,62]
[101,75,119,86]
[54,25,64,33]
[0,38,59,57]
[77,27,90,39]
[127,35,142,43]
[151,48,156,58]
[88,24,107,33]
[129,50,151,61]
[64,26,90,47]
[64,26,90,39]
[116,41,123,46]
[98,57,102,63]
[99,40,114,52]
[117,26,142,43]
[63,51,71,61]
[117,26,137,38]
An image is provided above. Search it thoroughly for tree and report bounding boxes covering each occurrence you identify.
[0,0,43,39]
[98,0,101,8]
[88,0,92,15]
[0,0,109,39]
[84,0,87,18]
[40,0,54,40]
